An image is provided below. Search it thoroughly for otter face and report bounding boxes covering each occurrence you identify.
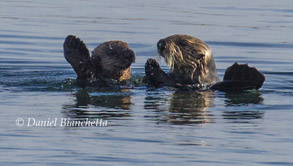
[157,34,219,84]
[92,41,135,81]
[101,43,135,71]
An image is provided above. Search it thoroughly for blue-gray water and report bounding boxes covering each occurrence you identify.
[1,0,293,165]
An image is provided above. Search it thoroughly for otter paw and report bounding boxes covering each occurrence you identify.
[145,58,160,76]
[144,58,170,87]
[63,35,94,79]
[224,62,265,89]
[146,58,160,68]
[212,62,265,91]
[64,35,90,58]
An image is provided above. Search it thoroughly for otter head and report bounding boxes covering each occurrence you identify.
[92,41,135,81]
[157,34,219,84]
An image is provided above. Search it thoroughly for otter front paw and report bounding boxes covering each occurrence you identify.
[145,58,160,76]
[63,35,94,79]
[144,58,170,88]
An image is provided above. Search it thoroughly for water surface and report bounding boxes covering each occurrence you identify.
[1,0,293,165]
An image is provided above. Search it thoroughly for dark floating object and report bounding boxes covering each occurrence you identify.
[210,62,265,91]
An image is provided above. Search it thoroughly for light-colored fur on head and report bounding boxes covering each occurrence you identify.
[158,34,219,84]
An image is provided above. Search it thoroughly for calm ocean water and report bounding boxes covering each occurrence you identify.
[1,0,293,165]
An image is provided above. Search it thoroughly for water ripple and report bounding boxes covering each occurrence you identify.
[207,41,293,49]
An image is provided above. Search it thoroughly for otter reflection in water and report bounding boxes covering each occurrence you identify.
[222,91,264,123]
[62,89,132,120]
[144,89,216,125]
[144,89,264,125]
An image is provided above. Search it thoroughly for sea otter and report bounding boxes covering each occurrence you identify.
[63,35,135,87]
[144,34,265,91]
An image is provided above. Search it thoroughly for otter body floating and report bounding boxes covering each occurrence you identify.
[144,34,265,92]
[63,35,135,88]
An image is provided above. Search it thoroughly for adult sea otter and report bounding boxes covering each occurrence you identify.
[144,34,265,91]
[63,35,135,88]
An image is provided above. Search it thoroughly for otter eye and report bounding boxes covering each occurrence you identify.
[197,54,205,59]
[157,39,167,51]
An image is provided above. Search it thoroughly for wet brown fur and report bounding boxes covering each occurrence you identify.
[145,34,265,91]
[158,34,219,85]
[91,40,135,81]
[63,35,135,87]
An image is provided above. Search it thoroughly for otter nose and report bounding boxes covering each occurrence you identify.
[157,39,167,54]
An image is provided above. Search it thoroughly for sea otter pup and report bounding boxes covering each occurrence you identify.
[144,34,265,91]
[63,35,135,87]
